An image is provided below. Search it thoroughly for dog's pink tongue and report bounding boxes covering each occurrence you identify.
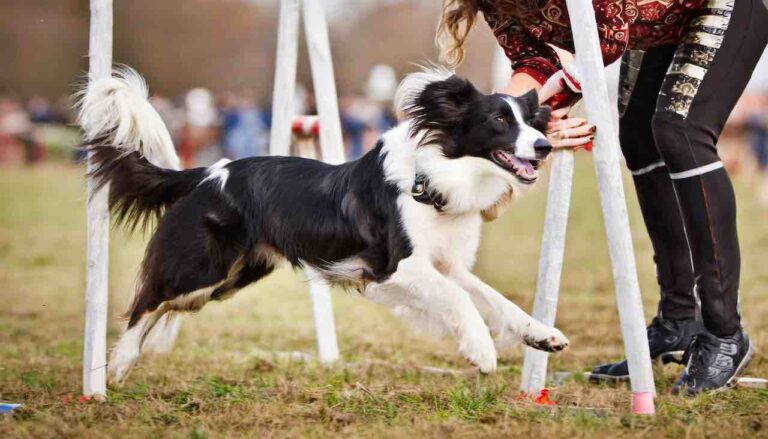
[511,156,534,177]
[520,158,534,174]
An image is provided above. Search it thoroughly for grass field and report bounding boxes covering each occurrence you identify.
[1,159,768,437]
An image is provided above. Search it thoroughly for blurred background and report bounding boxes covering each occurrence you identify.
[1,0,768,201]
[0,0,500,167]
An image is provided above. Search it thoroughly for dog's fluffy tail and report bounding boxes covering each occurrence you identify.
[78,66,206,231]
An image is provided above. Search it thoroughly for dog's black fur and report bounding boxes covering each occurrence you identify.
[91,138,415,326]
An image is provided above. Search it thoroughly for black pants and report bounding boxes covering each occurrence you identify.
[618,0,768,336]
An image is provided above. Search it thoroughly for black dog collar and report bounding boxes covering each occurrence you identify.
[411,174,447,212]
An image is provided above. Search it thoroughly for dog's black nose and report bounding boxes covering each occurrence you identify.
[534,138,552,160]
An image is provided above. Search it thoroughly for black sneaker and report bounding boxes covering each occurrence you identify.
[672,329,753,396]
[590,316,703,382]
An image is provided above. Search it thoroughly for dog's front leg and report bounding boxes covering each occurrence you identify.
[450,269,569,353]
[363,257,497,373]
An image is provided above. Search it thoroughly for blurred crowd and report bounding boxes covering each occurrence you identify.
[0,65,399,168]
[733,94,768,206]
[0,94,72,164]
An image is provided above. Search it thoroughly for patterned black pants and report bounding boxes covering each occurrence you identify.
[618,0,768,336]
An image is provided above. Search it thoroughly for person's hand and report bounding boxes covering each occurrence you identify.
[545,107,595,150]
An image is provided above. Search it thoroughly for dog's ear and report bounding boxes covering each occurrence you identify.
[407,75,478,146]
[530,104,551,133]
[520,88,540,112]
[516,89,550,132]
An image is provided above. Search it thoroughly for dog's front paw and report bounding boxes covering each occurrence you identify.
[460,328,498,373]
[523,326,569,353]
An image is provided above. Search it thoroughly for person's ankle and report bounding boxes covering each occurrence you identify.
[656,313,696,322]
[703,324,744,339]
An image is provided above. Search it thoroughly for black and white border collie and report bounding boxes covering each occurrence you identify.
[78,66,569,385]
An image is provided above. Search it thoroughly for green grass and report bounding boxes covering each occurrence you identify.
[1,160,767,437]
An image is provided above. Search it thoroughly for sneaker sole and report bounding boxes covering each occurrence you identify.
[589,350,687,383]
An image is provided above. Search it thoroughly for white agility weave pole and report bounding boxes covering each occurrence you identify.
[301,0,345,165]
[270,0,341,364]
[491,46,511,93]
[520,150,574,394]
[270,0,301,158]
[568,1,655,413]
[83,0,112,398]
[521,1,655,414]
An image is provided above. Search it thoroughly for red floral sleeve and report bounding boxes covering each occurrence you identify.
[594,0,633,66]
[482,9,561,85]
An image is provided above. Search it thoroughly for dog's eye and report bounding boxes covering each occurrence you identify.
[494,115,506,123]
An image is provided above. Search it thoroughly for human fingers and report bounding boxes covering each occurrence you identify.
[548,123,596,140]
[547,117,590,131]
[550,135,595,149]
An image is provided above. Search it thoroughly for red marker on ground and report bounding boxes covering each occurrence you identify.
[534,388,557,406]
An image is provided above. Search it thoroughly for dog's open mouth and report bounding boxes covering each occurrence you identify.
[490,150,538,184]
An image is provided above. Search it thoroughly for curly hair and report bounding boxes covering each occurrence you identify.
[436,0,483,67]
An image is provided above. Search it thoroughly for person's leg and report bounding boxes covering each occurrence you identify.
[590,48,704,380]
[618,47,698,321]
[652,0,768,394]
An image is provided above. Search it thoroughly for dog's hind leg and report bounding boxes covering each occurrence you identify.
[449,269,569,353]
[108,259,275,386]
[141,313,183,355]
[108,304,173,385]
[109,284,227,385]
[109,282,218,385]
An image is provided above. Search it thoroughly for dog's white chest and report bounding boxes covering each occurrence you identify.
[398,195,482,269]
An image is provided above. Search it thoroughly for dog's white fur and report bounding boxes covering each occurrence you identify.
[201,158,232,190]
[93,66,568,383]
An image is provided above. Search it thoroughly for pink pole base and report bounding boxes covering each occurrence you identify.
[631,392,655,415]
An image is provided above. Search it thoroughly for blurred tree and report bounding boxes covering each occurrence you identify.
[0,0,89,98]
[114,0,279,99]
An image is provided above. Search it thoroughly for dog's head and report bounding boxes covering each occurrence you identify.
[395,69,552,186]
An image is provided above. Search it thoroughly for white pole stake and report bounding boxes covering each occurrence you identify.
[300,0,341,363]
[301,0,345,165]
[83,0,113,398]
[305,267,340,364]
[565,0,655,414]
[520,150,574,395]
[269,0,340,364]
[270,0,301,157]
